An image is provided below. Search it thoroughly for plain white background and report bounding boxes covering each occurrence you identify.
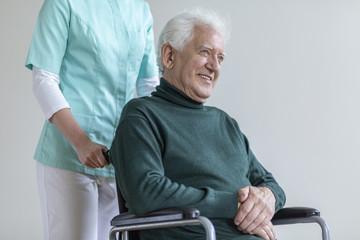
[1,0,359,239]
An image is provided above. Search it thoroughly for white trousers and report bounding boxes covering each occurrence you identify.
[37,162,119,240]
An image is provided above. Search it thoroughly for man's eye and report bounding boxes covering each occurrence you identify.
[201,50,209,55]
[218,56,224,63]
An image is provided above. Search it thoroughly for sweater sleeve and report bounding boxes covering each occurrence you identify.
[110,112,238,218]
[243,135,286,212]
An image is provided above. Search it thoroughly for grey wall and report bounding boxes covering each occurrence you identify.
[1,0,44,239]
[1,0,359,239]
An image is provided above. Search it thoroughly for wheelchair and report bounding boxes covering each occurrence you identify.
[103,151,330,240]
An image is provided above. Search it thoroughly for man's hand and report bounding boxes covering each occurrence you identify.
[234,186,276,240]
[244,222,275,240]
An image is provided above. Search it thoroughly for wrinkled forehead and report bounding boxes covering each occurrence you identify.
[191,25,225,52]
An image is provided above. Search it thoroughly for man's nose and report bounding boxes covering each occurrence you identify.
[206,55,220,72]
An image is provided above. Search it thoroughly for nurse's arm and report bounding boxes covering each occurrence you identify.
[50,108,109,168]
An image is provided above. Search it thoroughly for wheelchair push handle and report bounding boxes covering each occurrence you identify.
[102,149,110,162]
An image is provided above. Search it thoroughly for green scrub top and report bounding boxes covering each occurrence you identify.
[25,0,158,177]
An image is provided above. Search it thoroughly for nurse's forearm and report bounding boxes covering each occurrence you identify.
[51,108,109,168]
[50,108,89,150]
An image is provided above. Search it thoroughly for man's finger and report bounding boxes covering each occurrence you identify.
[263,223,275,240]
[237,186,250,203]
[234,197,254,226]
[245,209,267,233]
[238,204,263,231]
[255,228,270,240]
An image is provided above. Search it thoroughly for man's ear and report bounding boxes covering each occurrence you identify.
[161,43,175,69]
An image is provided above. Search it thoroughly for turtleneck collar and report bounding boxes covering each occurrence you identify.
[152,78,204,109]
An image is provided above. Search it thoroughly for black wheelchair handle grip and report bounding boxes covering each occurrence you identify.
[102,149,110,162]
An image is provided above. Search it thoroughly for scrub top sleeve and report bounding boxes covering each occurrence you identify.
[137,4,158,79]
[25,0,70,74]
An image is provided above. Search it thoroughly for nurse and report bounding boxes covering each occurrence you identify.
[25,0,158,239]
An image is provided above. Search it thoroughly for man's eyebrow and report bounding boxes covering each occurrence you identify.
[201,44,226,56]
[201,44,212,50]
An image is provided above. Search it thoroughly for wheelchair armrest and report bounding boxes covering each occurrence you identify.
[271,207,330,240]
[109,208,217,240]
[111,207,200,227]
[272,207,320,221]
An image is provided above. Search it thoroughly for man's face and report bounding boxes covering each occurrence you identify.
[165,26,225,103]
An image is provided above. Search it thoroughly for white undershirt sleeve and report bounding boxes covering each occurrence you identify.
[32,66,70,121]
[136,76,159,97]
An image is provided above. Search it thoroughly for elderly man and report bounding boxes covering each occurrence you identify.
[110,8,286,240]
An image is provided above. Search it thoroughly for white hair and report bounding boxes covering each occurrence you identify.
[157,8,231,74]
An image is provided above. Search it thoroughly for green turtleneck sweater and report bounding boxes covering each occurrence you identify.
[110,78,286,240]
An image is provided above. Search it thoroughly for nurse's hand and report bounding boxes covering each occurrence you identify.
[50,108,110,168]
[76,138,109,168]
